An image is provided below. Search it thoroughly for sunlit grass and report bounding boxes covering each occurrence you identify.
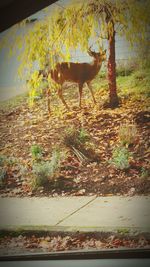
[0,91,28,111]
[116,69,150,110]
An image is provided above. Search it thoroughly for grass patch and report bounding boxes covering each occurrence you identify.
[30,144,43,162]
[0,92,28,111]
[117,68,150,100]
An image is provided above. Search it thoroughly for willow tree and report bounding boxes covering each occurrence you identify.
[2,0,149,108]
[53,0,150,107]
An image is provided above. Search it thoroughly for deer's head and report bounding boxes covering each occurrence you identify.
[88,48,107,64]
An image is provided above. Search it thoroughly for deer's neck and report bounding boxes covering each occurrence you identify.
[91,59,103,75]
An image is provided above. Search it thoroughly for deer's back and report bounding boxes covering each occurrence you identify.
[51,62,100,84]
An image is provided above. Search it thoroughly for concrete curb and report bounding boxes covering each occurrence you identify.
[0,225,150,234]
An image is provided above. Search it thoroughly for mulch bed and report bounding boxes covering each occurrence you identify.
[0,91,150,197]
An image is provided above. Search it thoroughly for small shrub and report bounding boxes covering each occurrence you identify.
[32,161,51,189]
[141,167,150,180]
[63,127,99,162]
[133,69,147,81]
[63,126,79,147]
[6,156,17,166]
[116,67,133,77]
[110,146,131,170]
[119,123,137,146]
[0,155,17,166]
[0,168,7,186]
[78,128,90,143]
[30,145,43,161]
[49,149,62,175]
[0,155,7,166]
[31,149,62,189]
[19,165,28,177]
[63,126,90,147]
[116,60,135,77]
[27,70,45,105]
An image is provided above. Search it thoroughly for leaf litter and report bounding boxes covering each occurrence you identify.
[0,88,150,197]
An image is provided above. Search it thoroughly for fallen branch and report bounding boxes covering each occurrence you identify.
[71,146,88,163]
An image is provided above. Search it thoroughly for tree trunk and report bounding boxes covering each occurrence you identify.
[107,22,119,108]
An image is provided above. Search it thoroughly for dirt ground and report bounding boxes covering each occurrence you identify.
[0,85,150,197]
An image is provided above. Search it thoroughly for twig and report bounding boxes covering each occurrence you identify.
[72,146,88,163]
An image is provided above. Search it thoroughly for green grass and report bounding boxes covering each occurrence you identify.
[117,68,150,99]
[0,92,28,111]
[117,228,130,235]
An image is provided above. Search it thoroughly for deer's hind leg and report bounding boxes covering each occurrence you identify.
[86,81,96,104]
[47,87,51,115]
[58,86,69,110]
[79,83,84,108]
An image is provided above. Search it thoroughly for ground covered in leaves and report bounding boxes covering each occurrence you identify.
[0,71,150,197]
[0,232,150,256]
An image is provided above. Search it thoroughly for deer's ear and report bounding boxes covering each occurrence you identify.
[88,49,93,56]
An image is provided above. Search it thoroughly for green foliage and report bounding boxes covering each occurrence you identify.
[119,123,137,146]
[116,64,134,77]
[141,167,150,180]
[63,126,79,147]
[63,126,90,147]
[133,68,150,82]
[0,168,7,186]
[27,70,50,105]
[78,128,90,143]
[49,148,62,175]
[117,228,129,235]
[0,155,7,166]
[32,161,51,188]
[117,68,150,101]
[7,157,17,166]
[132,69,150,96]
[0,154,17,166]
[19,165,28,177]
[63,126,99,162]
[110,146,131,170]
[30,144,43,161]
[31,148,62,189]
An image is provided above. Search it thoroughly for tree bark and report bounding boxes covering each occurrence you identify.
[107,21,119,108]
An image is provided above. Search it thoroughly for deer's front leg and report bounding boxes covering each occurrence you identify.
[79,83,83,108]
[47,88,51,115]
[86,82,96,104]
[58,87,69,110]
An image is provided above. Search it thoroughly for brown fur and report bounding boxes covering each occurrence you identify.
[44,49,106,110]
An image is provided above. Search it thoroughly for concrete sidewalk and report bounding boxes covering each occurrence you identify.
[0,196,150,233]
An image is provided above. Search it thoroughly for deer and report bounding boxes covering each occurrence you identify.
[39,48,106,112]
